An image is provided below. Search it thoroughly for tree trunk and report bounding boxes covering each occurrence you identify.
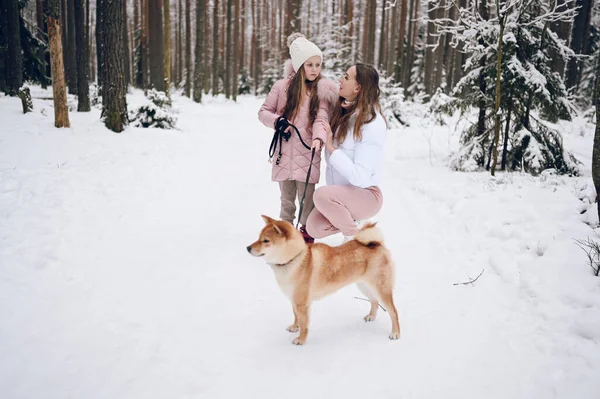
[149,0,165,91]
[122,0,131,88]
[193,0,204,102]
[184,0,191,96]
[394,0,407,82]
[424,1,436,96]
[477,0,489,167]
[163,0,171,89]
[451,0,467,92]
[402,0,416,88]
[74,0,90,111]
[36,0,45,30]
[593,56,600,221]
[445,1,457,92]
[366,0,376,65]
[490,14,505,176]
[212,0,219,95]
[134,0,141,87]
[66,0,78,94]
[233,0,239,101]
[378,1,386,70]
[225,0,232,98]
[566,0,592,90]
[46,0,70,127]
[361,1,369,62]
[96,0,104,95]
[103,0,128,132]
[177,0,183,87]
[433,0,446,92]
[501,105,511,171]
[5,0,22,95]
[0,0,7,93]
[549,0,571,78]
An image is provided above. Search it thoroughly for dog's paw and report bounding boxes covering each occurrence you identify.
[389,331,400,340]
[286,324,299,333]
[292,337,306,345]
[364,314,376,322]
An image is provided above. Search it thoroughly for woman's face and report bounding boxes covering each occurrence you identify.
[339,66,359,101]
[303,56,322,81]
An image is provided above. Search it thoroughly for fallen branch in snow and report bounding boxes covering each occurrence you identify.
[353,297,387,312]
[453,269,485,286]
[573,238,600,277]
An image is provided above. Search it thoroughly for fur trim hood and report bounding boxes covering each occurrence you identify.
[283,59,339,105]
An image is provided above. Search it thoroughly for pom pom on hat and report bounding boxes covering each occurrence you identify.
[287,32,323,73]
[287,32,306,48]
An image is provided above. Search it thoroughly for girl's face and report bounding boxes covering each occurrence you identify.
[339,66,359,101]
[303,56,322,81]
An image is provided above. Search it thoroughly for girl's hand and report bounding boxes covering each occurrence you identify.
[311,139,322,151]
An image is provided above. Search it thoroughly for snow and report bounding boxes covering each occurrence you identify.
[1,87,599,399]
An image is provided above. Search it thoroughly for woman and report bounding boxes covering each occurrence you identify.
[306,64,387,240]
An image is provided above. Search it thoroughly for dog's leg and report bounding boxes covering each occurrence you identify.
[356,282,379,322]
[292,303,310,345]
[287,305,299,333]
[378,291,400,340]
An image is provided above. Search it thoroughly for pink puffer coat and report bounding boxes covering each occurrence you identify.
[258,60,339,184]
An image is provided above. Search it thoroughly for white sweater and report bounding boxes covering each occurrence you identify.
[325,113,386,188]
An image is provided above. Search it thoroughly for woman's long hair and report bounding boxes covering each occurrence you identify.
[281,66,321,130]
[330,64,384,145]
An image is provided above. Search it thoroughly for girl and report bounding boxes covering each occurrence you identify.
[306,64,387,240]
[258,33,338,243]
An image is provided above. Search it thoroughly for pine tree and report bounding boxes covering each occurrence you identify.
[440,0,580,175]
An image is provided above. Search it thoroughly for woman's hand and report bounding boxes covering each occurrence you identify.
[321,121,336,153]
[312,139,322,151]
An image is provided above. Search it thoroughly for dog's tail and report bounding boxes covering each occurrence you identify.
[354,222,384,248]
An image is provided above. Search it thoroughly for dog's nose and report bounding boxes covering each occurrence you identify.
[246,246,252,253]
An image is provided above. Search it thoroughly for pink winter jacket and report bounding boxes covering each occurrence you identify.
[258,60,339,184]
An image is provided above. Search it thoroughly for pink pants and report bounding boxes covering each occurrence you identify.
[306,185,383,238]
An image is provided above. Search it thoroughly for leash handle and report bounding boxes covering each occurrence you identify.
[296,148,316,230]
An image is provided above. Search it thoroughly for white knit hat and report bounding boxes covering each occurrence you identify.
[287,33,323,73]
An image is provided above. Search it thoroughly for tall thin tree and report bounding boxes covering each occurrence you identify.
[103,0,128,132]
[74,0,90,111]
[164,0,171,89]
[225,0,233,98]
[193,0,205,102]
[66,0,77,94]
[212,0,219,94]
[46,0,70,127]
[592,56,600,220]
[185,0,191,96]
[5,0,22,95]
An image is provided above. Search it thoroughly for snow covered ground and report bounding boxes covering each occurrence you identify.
[1,88,599,399]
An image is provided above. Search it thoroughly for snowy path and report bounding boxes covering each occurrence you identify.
[1,92,599,399]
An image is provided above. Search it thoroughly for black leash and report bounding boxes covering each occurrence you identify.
[296,147,316,230]
[268,117,316,230]
[269,117,311,165]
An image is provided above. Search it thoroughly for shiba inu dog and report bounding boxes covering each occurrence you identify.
[246,215,400,345]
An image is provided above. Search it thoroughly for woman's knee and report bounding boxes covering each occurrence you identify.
[312,186,336,208]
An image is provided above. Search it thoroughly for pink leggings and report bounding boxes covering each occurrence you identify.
[306,185,383,238]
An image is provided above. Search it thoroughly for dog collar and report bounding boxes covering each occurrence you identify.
[271,249,306,267]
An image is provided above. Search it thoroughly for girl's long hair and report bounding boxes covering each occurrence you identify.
[281,66,321,130]
[330,64,384,145]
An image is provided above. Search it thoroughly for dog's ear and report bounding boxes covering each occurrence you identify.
[261,215,275,224]
[272,223,285,236]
